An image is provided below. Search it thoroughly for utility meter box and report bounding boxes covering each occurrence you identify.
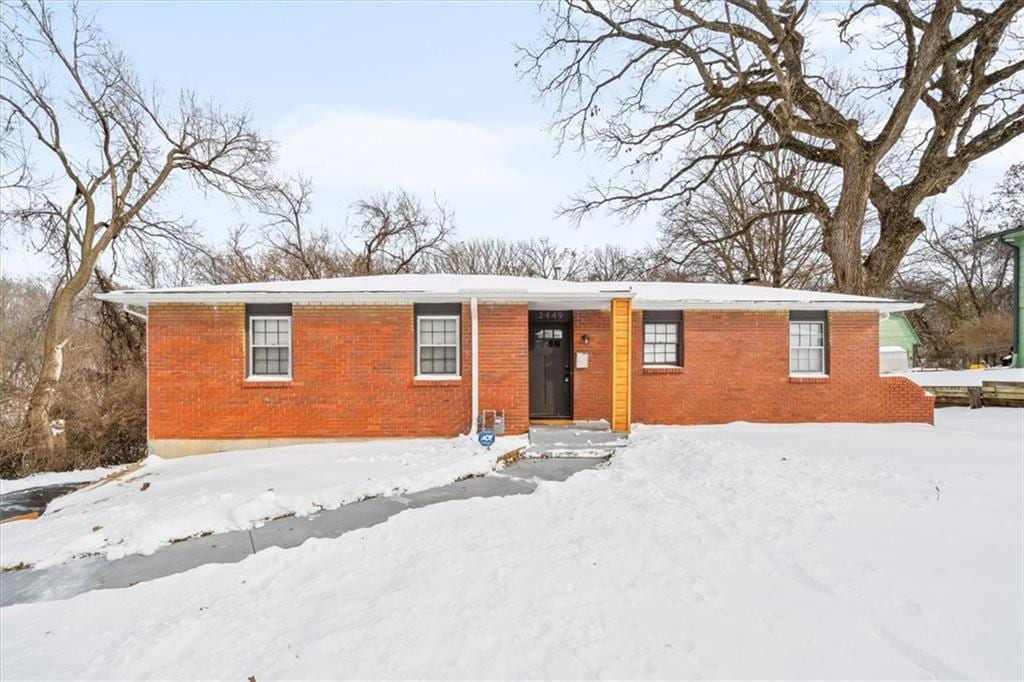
[478,409,506,435]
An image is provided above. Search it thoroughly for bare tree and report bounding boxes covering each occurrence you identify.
[0,274,149,476]
[0,1,280,452]
[258,176,348,280]
[655,149,831,288]
[0,278,50,436]
[921,200,1013,317]
[517,237,589,279]
[426,237,529,276]
[186,189,455,285]
[121,241,198,289]
[425,236,589,279]
[584,244,651,281]
[520,0,1024,294]
[992,161,1024,229]
[347,190,455,275]
[893,188,1015,364]
[189,226,263,285]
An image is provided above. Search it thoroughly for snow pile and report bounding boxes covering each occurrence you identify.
[0,465,126,496]
[1,409,1020,680]
[0,435,524,569]
[899,366,1024,386]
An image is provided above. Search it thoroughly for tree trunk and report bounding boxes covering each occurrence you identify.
[862,201,927,296]
[823,159,873,294]
[23,274,90,453]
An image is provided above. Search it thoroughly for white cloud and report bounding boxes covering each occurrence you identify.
[271,106,659,249]
[275,107,537,195]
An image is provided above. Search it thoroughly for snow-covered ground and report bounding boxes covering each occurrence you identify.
[0,434,525,570]
[1,408,1020,680]
[0,465,126,496]
[899,366,1024,386]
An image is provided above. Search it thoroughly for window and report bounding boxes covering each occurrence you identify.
[643,310,682,366]
[247,303,292,380]
[534,328,563,340]
[789,312,828,375]
[249,316,291,378]
[415,303,461,378]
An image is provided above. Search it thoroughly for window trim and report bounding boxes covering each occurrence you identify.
[642,310,683,367]
[247,314,292,381]
[788,311,829,377]
[415,314,461,379]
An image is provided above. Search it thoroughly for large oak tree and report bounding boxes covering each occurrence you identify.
[521,0,1024,294]
[1,1,280,453]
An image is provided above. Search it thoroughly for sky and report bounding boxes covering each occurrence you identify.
[1,1,1019,280]
[3,1,651,279]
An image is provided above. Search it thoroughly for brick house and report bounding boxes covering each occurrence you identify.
[98,274,934,457]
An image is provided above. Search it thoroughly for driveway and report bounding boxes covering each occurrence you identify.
[0,456,607,607]
[0,484,85,522]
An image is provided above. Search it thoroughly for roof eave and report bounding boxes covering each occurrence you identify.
[94,290,630,306]
[96,291,921,313]
[975,223,1024,244]
[636,299,921,313]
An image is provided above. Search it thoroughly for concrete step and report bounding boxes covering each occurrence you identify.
[524,421,628,457]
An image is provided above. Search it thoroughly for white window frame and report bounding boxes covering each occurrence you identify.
[415,314,461,379]
[789,320,827,376]
[248,315,292,381]
[643,321,681,367]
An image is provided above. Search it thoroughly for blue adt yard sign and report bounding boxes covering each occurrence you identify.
[478,429,496,447]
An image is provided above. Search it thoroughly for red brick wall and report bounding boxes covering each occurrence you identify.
[148,302,530,440]
[572,310,613,422]
[148,304,932,442]
[631,310,934,424]
[477,304,529,433]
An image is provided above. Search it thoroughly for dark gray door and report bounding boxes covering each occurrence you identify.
[529,320,572,418]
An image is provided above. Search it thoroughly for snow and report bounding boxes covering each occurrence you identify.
[0,434,525,570]
[97,273,918,312]
[900,366,1024,387]
[0,465,125,496]
[2,409,1020,680]
[628,280,907,307]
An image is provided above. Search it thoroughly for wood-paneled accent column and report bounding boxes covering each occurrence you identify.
[610,298,632,432]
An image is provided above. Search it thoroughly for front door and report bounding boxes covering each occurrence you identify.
[529,311,572,419]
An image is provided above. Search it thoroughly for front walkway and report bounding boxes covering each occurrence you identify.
[0,456,607,607]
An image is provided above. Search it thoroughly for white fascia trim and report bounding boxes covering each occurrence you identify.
[94,290,628,306]
[635,300,923,313]
[95,290,921,314]
[122,304,149,321]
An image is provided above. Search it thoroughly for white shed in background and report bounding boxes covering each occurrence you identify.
[880,345,911,373]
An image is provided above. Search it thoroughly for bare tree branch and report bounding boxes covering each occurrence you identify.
[520,0,1024,293]
[0,1,282,453]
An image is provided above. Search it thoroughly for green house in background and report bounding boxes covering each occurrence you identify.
[978,225,1024,368]
[879,312,921,368]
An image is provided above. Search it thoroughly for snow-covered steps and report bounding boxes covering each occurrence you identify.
[524,421,629,457]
